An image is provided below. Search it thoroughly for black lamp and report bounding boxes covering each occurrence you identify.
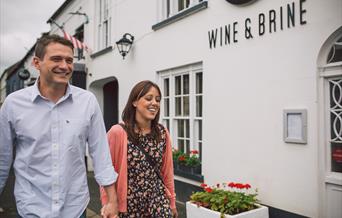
[18,69,30,80]
[116,33,134,59]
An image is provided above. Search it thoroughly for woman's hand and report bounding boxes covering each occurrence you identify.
[101,202,119,218]
[172,208,178,218]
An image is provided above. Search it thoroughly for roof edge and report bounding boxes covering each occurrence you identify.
[47,0,74,23]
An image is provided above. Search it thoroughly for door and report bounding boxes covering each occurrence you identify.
[320,32,342,218]
[103,80,118,131]
[324,74,342,218]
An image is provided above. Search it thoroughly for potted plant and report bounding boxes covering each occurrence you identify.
[186,182,269,218]
[172,148,184,170]
[185,150,201,174]
[172,148,201,174]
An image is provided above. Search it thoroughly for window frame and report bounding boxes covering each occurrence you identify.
[96,0,112,51]
[326,77,342,173]
[153,0,208,31]
[158,63,203,157]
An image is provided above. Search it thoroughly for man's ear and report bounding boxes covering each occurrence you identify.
[32,56,40,70]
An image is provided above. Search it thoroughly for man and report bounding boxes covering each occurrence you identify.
[0,34,118,218]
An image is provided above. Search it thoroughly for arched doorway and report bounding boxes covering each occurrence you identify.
[88,77,119,171]
[89,77,119,127]
[317,26,342,218]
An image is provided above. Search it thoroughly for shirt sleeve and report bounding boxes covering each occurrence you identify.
[87,94,118,186]
[0,98,15,194]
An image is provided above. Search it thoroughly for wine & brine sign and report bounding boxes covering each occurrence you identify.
[208,0,307,49]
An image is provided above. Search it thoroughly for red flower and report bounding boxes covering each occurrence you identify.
[216,183,220,188]
[228,182,235,188]
[205,187,213,193]
[235,183,244,189]
[200,183,208,188]
[190,150,199,154]
[178,155,186,161]
[244,184,251,189]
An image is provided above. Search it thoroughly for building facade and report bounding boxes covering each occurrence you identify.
[2,43,39,100]
[45,0,342,217]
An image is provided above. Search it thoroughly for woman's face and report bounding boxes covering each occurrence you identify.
[134,86,161,124]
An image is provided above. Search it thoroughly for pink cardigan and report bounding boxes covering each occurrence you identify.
[100,124,176,212]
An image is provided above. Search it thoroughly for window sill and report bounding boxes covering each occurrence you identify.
[152,1,208,31]
[90,46,113,59]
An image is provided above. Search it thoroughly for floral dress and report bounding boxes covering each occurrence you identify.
[119,126,172,218]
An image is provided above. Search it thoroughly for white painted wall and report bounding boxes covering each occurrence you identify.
[62,0,341,216]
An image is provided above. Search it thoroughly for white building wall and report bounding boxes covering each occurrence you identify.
[50,0,89,36]
[82,0,342,217]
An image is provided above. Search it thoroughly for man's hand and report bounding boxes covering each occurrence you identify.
[101,202,118,218]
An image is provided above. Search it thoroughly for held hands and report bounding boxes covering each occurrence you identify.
[101,202,119,218]
[172,208,178,218]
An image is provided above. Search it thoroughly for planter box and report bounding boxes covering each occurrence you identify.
[179,164,192,173]
[186,201,269,218]
[178,164,201,174]
[173,161,179,170]
[191,165,201,174]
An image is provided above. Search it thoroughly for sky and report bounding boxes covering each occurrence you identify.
[0,0,65,75]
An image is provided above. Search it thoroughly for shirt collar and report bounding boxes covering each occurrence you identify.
[31,77,73,102]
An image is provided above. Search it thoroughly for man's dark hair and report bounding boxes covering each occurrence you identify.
[34,34,74,59]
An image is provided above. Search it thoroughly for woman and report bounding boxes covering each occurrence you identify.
[100,80,178,218]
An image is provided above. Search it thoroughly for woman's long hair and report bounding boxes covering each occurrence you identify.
[122,80,162,145]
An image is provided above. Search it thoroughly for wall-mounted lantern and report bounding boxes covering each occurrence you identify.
[116,33,134,59]
[18,69,30,80]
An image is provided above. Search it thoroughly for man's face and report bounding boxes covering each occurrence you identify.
[33,42,74,87]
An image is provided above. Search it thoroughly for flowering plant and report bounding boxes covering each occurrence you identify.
[190,182,259,217]
[172,148,201,167]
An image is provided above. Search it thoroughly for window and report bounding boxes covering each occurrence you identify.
[327,36,342,64]
[159,63,203,159]
[178,0,190,11]
[161,0,204,19]
[96,0,112,51]
[154,0,207,30]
